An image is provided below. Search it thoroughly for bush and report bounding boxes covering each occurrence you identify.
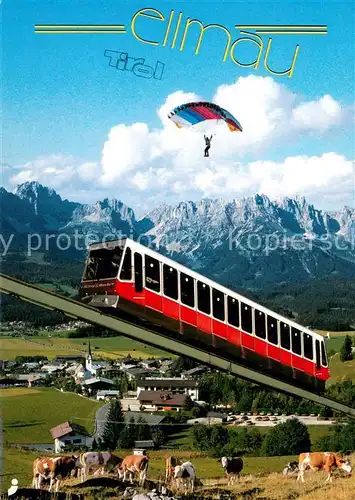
[261,418,311,456]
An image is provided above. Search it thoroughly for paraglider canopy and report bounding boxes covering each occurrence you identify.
[167,101,242,132]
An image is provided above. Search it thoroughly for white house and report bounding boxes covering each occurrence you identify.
[136,378,200,401]
[96,390,120,401]
[50,421,92,453]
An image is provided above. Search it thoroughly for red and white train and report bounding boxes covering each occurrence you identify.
[79,238,329,392]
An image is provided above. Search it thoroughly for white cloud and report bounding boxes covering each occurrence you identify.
[4,75,353,211]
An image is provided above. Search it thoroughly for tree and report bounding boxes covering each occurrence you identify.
[315,420,355,454]
[340,335,353,362]
[183,395,194,412]
[135,416,152,441]
[102,400,125,450]
[262,418,311,456]
[152,429,165,449]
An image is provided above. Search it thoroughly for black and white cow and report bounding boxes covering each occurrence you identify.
[221,457,243,484]
[282,461,299,477]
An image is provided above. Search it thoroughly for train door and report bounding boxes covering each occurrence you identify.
[315,339,321,371]
[134,252,143,293]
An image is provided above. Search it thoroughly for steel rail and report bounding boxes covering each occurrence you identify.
[1,273,354,417]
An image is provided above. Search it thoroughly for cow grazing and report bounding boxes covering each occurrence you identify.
[297,452,352,482]
[118,455,149,486]
[282,461,299,476]
[78,452,123,482]
[173,461,195,493]
[165,455,181,482]
[221,456,243,484]
[32,455,78,492]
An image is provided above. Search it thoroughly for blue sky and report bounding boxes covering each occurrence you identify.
[2,0,354,213]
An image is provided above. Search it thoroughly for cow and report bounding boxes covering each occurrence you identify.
[297,452,352,483]
[165,456,181,482]
[173,461,195,493]
[77,451,123,482]
[282,461,299,476]
[32,455,78,492]
[221,457,243,484]
[118,455,149,486]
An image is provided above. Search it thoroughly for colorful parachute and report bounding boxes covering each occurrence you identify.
[168,101,242,132]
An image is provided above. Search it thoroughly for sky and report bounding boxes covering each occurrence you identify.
[2,0,355,216]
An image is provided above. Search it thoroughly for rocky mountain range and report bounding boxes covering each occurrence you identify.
[1,181,355,290]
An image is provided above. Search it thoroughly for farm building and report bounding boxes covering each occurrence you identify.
[50,421,92,453]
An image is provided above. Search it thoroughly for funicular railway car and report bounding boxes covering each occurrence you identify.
[79,238,329,392]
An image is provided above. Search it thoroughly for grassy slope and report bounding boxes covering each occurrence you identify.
[328,352,355,384]
[0,335,168,360]
[1,387,102,443]
[3,448,354,499]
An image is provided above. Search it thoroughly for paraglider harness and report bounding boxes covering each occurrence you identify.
[204,134,213,157]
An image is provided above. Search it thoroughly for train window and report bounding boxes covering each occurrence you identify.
[267,317,278,344]
[120,247,132,280]
[280,323,290,350]
[163,265,178,300]
[254,310,266,339]
[134,253,143,293]
[291,328,302,355]
[145,255,160,292]
[241,303,253,334]
[180,272,195,308]
[303,332,313,360]
[212,289,225,321]
[321,341,328,367]
[197,281,211,314]
[227,296,239,327]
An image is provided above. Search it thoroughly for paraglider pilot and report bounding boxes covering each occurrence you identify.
[204,134,213,157]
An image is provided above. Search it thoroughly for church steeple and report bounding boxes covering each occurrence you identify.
[86,341,92,372]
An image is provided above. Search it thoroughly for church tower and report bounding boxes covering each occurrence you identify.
[86,341,93,373]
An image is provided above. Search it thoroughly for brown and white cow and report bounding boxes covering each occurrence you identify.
[221,456,243,484]
[297,452,352,482]
[32,455,78,492]
[118,455,149,486]
[77,452,123,482]
[165,456,181,482]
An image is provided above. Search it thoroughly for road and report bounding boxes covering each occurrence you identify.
[94,403,109,440]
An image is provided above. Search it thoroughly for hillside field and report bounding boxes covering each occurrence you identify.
[0,334,168,360]
[1,387,102,443]
[2,447,354,499]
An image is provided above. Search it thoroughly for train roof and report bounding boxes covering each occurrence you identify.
[86,238,326,343]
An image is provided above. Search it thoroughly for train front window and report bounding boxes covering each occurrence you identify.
[267,317,278,345]
[255,310,266,339]
[180,273,195,307]
[280,323,290,350]
[120,247,132,280]
[145,256,161,292]
[303,332,313,360]
[321,341,328,367]
[197,281,211,314]
[163,265,178,300]
[241,303,253,334]
[83,246,124,280]
[291,328,302,355]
